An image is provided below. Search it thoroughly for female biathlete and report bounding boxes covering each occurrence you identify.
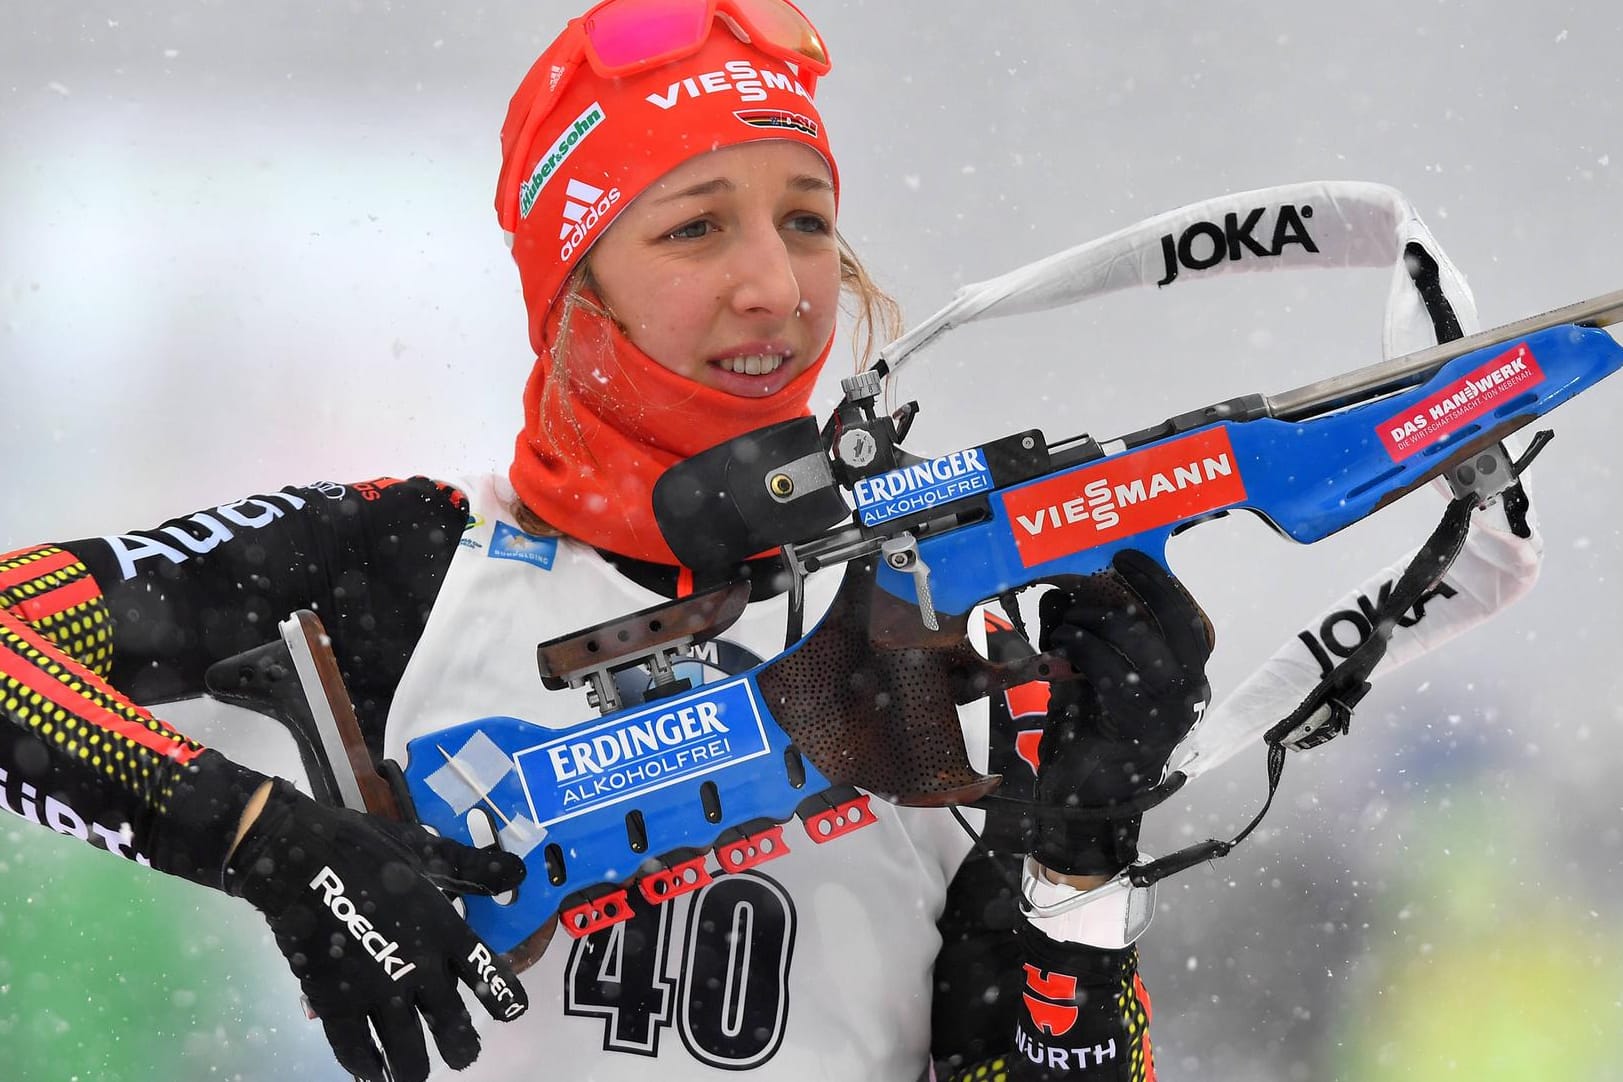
[0,3,1213,1079]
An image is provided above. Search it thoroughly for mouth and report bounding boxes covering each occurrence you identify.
[704,346,799,397]
[713,352,789,376]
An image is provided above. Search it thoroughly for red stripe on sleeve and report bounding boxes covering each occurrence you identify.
[0,610,202,763]
[0,547,78,591]
[15,575,101,624]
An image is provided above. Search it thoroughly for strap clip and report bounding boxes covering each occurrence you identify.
[1278,682,1368,752]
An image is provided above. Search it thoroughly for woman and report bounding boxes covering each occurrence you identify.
[0,2,1210,1079]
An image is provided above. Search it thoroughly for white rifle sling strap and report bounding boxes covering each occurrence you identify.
[878,181,1479,374]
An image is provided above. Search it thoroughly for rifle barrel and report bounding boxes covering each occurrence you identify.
[1266,288,1623,422]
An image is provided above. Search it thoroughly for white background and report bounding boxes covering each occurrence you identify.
[4,2,1622,1079]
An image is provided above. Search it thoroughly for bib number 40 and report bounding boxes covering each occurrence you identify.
[565,872,797,1069]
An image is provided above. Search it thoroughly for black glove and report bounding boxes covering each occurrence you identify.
[1034,549,1214,876]
[225,778,529,1082]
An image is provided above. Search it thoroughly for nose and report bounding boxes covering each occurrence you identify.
[726,217,802,320]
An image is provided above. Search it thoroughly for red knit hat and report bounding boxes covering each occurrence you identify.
[498,4,842,566]
[496,9,838,354]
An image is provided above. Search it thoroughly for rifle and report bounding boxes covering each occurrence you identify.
[215,182,1623,970]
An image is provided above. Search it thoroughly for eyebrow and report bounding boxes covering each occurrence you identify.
[651,173,833,204]
[789,174,835,194]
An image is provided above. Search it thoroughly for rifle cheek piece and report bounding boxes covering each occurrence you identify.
[653,417,850,574]
[756,556,1001,806]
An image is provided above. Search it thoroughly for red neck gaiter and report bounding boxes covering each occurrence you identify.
[510,302,833,565]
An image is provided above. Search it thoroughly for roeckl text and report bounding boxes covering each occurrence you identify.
[310,866,418,982]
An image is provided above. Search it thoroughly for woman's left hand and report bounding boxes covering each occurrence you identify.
[1032,549,1214,877]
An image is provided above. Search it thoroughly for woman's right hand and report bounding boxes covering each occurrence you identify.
[224,778,529,1082]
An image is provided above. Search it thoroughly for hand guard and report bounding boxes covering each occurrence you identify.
[1034,550,1214,876]
[224,779,529,1082]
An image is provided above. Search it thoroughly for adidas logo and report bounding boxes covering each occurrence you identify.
[557,178,621,261]
[558,179,605,240]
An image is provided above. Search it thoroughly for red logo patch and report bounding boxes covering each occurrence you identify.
[1000,428,1246,569]
[1378,343,1544,461]
[1004,684,1049,774]
[1014,730,1044,775]
[1022,964,1081,1036]
[1005,680,1050,721]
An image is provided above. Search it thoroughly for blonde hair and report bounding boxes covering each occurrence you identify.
[833,230,905,377]
[513,232,902,537]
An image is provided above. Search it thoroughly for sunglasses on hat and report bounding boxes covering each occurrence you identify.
[496,0,830,232]
[580,0,828,78]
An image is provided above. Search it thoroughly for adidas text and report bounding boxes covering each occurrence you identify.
[1156,204,1318,287]
[310,867,418,982]
[558,179,621,261]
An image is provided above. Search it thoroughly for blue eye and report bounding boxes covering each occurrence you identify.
[788,214,830,234]
[668,219,711,240]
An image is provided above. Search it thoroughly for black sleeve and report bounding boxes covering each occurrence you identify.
[0,475,465,882]
[932,610,1159,1081]
[932,609,1046,1070]
[935,855,1158,1082]
[941,931,1154,1082]
[53,475,467,747]
[932,846,1026,1069]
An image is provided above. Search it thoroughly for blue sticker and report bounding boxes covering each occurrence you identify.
[488,520,558,570]
[513,677,772,826]
[851,447,994,527]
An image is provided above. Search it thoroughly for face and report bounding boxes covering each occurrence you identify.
[586,141,840,398]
